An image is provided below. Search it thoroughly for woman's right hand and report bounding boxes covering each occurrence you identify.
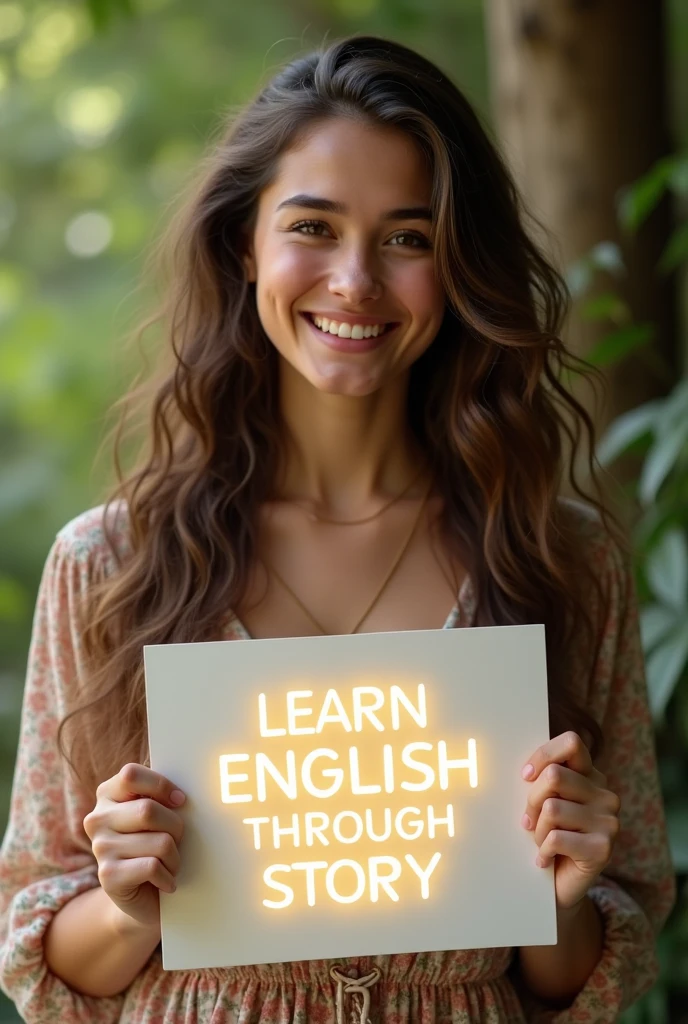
[83,763,186,932]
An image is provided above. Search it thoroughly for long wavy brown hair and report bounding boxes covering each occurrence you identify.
[60,35,611,791]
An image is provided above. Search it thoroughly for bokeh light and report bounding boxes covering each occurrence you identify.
[0,3,25,43]
[64,210,113,258]
[15,6,89,80]
[55,85,125,147]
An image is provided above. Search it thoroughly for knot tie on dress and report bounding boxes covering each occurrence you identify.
[330,965,381,1024]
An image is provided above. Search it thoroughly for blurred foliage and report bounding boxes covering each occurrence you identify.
[0,0,686,1021]
[85,0,135,31]
[569,154,688,1022]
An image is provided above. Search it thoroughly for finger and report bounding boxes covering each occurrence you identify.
[588,766,609,790]
[99,854,177,895]
[588,774,621,816]
[98,798,185,846]
[98,764,186,809]
[522,731,593,781]
[92,830,182,877]
[536,828,616,870]
[524,764,600,825]
[533,798,608,847]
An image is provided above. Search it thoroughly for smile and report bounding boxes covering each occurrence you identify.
[307,314,393,339]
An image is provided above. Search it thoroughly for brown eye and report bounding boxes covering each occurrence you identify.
[291,220,330,237]
[388,232,431,249]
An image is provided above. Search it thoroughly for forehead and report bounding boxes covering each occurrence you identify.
[263,117,432,212]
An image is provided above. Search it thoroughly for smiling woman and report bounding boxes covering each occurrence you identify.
[244,119,444,396]
[0,33,675,1024]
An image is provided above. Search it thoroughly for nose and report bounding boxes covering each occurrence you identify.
[328,246,382,305]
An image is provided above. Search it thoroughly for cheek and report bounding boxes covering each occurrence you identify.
[258,244,323,311]
[391,262,444,322]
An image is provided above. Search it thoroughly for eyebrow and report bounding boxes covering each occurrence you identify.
[275,193,433,222]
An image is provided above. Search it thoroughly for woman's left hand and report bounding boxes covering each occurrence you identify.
[521,731,621,911]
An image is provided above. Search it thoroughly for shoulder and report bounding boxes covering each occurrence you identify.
[558,496,629,583]
[52,500,132,577]
[558,495,611,543]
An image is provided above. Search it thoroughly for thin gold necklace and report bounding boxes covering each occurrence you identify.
[287,466,427,526]
[265,477,433,636]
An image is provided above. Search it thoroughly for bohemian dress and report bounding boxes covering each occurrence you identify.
[0,502,676,1023]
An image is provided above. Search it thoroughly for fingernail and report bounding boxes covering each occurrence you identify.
[522,764,534,780]
[170,790,186,806]
[536,855,546,868]
[521,814,532,830]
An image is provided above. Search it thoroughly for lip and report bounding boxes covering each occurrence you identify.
[300,312,397,353]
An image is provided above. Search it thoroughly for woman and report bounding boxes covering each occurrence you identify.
[0,35,675,1024]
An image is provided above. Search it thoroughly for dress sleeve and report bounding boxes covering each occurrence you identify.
[0,526,124,1022]
[531,524,676,1022]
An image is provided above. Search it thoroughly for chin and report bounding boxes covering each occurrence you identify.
[296,351,382,397]
[310,370,381,397]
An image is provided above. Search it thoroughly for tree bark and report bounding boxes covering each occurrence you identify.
[483,0,676,428]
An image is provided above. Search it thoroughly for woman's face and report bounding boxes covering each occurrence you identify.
[246,117,446,397]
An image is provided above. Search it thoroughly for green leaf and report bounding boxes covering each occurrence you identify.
[657,377,688,423]
[586,322,654,367]
[669,155,688,196]
[639,417,688,504]
[580,292,630,323]
[646,529,688,610]
[666,804,688,872]
[646,626,688,719]
[596,400,662,465]
[658,220,688,274]
[617,157,677,232]
[640,603,680,652]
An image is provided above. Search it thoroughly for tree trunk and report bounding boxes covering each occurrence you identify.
[483,0,675,429]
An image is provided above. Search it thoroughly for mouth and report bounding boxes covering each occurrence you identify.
[303,312,398,340]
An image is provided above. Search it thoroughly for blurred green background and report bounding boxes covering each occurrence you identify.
[0,1,687,1021]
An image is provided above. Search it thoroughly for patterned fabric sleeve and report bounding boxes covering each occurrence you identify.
[530,522,676,1022]
[0,525,124,1023]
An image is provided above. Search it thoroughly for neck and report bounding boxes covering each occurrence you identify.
[275,360,425,515]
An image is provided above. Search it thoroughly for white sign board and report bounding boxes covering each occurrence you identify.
[144,624,556,970]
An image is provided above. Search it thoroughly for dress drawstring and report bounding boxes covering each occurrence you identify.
[329,965,381,1024]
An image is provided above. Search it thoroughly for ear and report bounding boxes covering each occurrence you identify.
[243,240,257,283]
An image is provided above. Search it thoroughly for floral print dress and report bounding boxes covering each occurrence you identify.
[0,502,676,1023]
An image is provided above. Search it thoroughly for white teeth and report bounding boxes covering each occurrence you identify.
[310,315,387,337]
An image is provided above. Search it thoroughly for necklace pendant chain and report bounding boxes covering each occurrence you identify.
[301,466,426,526]
[267,477,432,636]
